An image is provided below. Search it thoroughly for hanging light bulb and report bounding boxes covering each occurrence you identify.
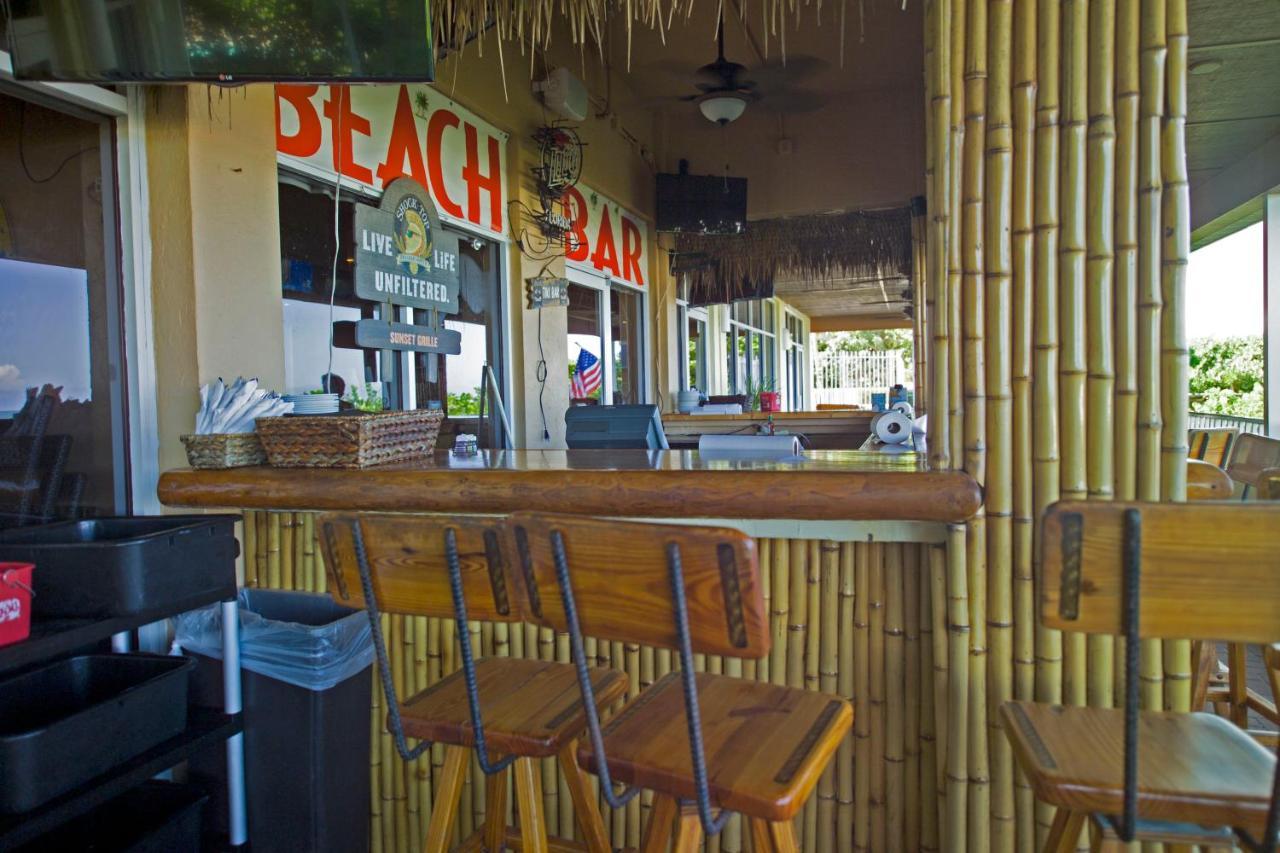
[698,93,748,126]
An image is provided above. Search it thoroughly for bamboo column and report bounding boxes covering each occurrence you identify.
[1009,0,1038,847]
[1114,0,1140,504]
[1137,0,1167,714]
[927,0,954,471]
[950,0,969,470]
[983,0,1015,848]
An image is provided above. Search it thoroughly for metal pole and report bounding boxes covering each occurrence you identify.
[484,363,515,448]
[221,597,248,847]
[1265,192,1280,438]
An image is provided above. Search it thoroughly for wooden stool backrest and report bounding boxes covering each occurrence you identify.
[1185,459,1234,501]
[1040,501,1280,645]
[510,512,769,659]
[318,512,523,622]
[1225,433,1280,498]
[1187,428,1237,467]
[1259,467,1280,500]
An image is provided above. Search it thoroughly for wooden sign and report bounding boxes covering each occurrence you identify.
[526,277,571,309]
[334,320,462,355]
[352,178,460,313]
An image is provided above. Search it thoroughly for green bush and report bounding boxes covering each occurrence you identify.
[448,387,483,416]
[1188,335,1263,418]
[815,329,914,370]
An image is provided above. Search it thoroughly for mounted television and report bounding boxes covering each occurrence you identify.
[655,169,748,235]
[3,0,435,83]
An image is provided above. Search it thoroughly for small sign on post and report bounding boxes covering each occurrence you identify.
[526,277,572,309]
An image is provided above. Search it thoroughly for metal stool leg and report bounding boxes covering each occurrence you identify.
[221,597,248,847]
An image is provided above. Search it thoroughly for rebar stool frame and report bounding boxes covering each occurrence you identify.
[512,512,853,853]
[1000,501,1280,853]
[318,512,626,853]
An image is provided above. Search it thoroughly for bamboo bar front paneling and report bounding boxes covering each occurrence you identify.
[241,511,945,853]
[922,0,1190,850]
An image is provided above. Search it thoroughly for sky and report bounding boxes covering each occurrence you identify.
[1186,221,1264,340]
[0,258,93,416]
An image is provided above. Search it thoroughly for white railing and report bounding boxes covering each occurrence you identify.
[812,351,908,408]
[1187,411,1268,436]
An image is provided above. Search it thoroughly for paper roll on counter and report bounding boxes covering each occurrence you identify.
[698,434,804,460]
[871,410,915,445]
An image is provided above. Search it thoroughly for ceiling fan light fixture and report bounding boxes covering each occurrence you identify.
[698,93,748,126]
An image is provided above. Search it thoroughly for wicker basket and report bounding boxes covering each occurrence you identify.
[181,433,268,469]
[255,410,444,468]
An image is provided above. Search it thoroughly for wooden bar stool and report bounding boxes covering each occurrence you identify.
[510,512,853,853]
[1000,501,1280,852]
[1187,427,1237,468]
[318,512,626,853]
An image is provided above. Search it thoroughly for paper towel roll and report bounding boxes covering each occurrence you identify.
[890,400,915,418]
[872,411,914,445]
[699,434,802,459]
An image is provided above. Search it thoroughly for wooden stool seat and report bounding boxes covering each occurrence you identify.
[400,657,628,758]
[579,671,853,822]
[1001,701,1275,833]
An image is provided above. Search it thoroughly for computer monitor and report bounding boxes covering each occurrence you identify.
[565,405,669,450]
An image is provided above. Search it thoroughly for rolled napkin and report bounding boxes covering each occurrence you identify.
[698,433,803,461]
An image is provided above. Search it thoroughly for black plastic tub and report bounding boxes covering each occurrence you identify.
[0,654,195,814]
[14,780,208,852]
[0,515,239,618]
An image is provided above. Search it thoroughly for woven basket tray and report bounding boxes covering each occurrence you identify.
[255,410,444,468]
[181,433,268,469]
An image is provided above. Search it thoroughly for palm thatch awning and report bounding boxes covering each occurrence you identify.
[672,205,914,306]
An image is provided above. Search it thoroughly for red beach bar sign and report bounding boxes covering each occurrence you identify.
[275,84,510,240]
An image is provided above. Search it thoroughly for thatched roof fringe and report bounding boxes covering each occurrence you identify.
[674,205,914,305]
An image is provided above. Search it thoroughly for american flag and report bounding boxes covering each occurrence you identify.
[571,348,602,398]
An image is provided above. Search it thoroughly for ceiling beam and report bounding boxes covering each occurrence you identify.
[810,314,913,332]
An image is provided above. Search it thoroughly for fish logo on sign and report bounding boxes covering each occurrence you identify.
[393,193,433,275]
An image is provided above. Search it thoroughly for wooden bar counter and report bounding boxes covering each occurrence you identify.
[158,450,978,853]
[158,449,980,522]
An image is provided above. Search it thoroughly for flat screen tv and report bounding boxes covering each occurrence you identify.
[3,0,435,83]
[655,171,748,235]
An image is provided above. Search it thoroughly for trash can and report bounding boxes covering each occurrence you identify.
[176,589,374,853]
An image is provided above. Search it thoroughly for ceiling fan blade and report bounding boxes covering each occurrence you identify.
[745,55,830,91]
[754,89,827,114]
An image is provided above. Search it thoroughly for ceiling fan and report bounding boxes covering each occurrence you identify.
[681,11,761,125]
[643,11,829,125]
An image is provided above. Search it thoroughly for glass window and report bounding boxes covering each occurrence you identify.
[611,287,643,405]
[0,91,128,523]
[567,283,604,402]
[723,299,779,401]
[786,312,806,411]
[686,314,706,392]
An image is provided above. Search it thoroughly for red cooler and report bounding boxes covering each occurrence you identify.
[0,563,35,647]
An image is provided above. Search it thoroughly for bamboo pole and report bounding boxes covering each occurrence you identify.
[1010,0,1038,846]
[944,525,969,851]
[984,0,1015,848]
[902,547,921,853]
[242,511,257,587]
[1137,0,1167,716]
[1032,20,1064,843]
[1059,0,1090,713]
[884,546,905,853]
[918,547,940,853]
[950,0,969,469]
[1114,0,1140,504]
[927,0,954,470]
[818,542,840,853]
[267,512,282,589]
[853,541,871,853]
[837,543,855,853]
[1085,0,1119,713]
[928,545,949,829]
[1161,0,1192,717]
[771,539,790,687]
[868,542,886,853]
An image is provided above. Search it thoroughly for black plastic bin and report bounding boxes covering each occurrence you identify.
[0,654,194,814]
[179,589,373,853]
[0,515,239,618]
[14,780,208,852]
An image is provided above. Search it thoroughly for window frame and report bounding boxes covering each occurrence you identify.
[566,266,648,405]
[725,298,779,396]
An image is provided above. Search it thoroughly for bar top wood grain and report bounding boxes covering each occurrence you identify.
[158,449,981,522]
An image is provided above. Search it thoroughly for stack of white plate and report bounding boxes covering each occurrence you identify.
[284,393,340,415]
